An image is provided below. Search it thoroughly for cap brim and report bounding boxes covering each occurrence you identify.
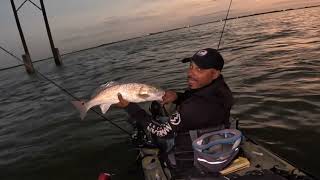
[181,57,192,63]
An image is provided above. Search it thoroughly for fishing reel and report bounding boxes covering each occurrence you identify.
[130,101,171,149]
[130,101,164,148]
[130,122,155,148]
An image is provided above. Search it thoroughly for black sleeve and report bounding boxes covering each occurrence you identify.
[125,103,180,137]
[125,103,150,125]
[173,91,192,105]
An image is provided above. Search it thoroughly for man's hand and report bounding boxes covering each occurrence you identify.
[115,93,129,108]
[162,90,177,104]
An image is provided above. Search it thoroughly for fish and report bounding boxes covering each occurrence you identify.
[71,81,165,120]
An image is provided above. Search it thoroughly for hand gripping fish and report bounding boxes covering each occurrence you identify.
[72,81,165,120]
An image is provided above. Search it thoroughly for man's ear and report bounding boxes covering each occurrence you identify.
[211,69,220,80]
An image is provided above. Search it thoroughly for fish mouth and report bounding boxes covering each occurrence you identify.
[154,91,165,101]
[159,91,165,98]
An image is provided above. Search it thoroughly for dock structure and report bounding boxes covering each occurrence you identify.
[10,0,62,73]
[39,0,62,66]
[10,0,34,73]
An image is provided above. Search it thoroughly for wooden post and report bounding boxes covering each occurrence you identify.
[10,0,35,73]
[40,0,62,65]
[22,54,35,73]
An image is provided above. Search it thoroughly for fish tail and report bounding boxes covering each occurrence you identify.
[71,100,89,120]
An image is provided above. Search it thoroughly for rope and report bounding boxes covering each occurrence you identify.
[0,45,132,136]
[217,0,233,50]
[0,45,22,61]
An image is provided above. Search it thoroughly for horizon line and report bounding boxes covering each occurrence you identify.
[1,4,319,71]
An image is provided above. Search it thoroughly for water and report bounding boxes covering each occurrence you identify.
[1,7,320,180]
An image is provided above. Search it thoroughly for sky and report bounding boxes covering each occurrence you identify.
[1,0,320,68]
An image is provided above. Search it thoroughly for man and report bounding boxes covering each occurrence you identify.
[117,48,233,139]
[117,48,234,175]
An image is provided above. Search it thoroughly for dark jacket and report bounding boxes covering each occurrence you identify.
[175,75,233,131]
[125,75,233,137]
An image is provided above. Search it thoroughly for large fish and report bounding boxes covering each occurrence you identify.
[72,81,165,120]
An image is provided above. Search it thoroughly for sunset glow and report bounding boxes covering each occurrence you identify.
[0,0,319,68]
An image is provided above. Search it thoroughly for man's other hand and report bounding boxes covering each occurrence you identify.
[162,90,177,104]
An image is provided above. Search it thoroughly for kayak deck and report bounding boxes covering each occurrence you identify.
[138,135,313,180]
[238,137,302,176]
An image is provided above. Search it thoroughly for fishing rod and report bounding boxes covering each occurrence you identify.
[0,44,132,136]
[216,3,317,177]
[217,0,233,50]
[0,46,22,61]
[161,1,234,114]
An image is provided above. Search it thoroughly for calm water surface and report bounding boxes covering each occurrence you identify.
[0,7,319,180]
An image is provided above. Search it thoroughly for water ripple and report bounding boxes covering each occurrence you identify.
[0,6,320,180]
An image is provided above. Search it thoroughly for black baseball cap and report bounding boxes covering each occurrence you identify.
[182,48,224,70]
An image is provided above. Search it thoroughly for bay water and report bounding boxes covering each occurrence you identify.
[0,7,319,179]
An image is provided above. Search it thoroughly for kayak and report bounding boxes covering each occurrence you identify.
[136,128,315,180]
[98,101,316,180]
[130,114,315,180]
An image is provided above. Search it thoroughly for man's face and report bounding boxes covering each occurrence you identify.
[187,62,219,89]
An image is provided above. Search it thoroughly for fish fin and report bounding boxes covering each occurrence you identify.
[100,103,112,114]
[101,81,120,88]
[92,81,121,98]
[71,100,89,120]
[138,94,150,98]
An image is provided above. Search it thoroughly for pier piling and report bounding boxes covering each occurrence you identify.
[11,0,35,73]
[10,0,62,74]
[22,54,35,74]
[40,0,62,65]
